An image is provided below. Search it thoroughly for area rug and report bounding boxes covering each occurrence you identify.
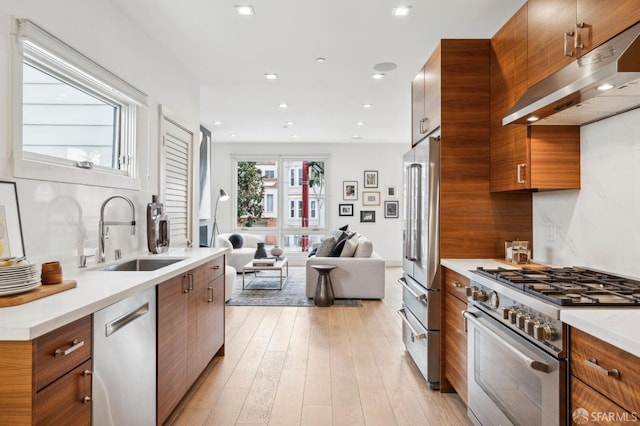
[225,266,363,307]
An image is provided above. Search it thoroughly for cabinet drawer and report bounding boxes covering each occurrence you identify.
[570,376,631,424]
[200,257,225,282]
[35,359,92,426]
[34,316,92,391]
[570,327,640,412]
[444,268,469,302]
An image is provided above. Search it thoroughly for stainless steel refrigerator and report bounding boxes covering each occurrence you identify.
[399,134,441,389]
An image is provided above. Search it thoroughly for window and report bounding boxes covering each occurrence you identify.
[11,18,147,188]
[235,157,327,254]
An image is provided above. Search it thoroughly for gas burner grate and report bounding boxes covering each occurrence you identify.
[475,267,640,306]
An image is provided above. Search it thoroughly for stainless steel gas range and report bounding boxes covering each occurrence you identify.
[464,267,640,426]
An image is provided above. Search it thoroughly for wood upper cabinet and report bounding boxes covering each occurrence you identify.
[576,0,640,55]
[0,315,93,426]
[157,256,226,425]
[490,4,581,192]
[411,51,441,146]
[528,0,640,88]
[441,268,469,405]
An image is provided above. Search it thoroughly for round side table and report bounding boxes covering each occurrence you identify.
[310,264,337,307]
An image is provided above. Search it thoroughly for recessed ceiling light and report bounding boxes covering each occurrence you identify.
[597,83,614,91]
[235,5,255,15]
[285,121,294,126]
[213,121,222,126]
[372,73,385,80]
[363,103,373,109]
[264,73,278,80]
[315,57,326,63]
[374,62,398,72]
[279,103,289,108]
[392,6,412,16]
[352,135,363,140]
[356,121,364,126]
[291,134,298,138]
[229,133,237,137]
[527,116,539,122]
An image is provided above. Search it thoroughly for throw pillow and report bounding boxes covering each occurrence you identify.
[340,238,358,257]
[338,224,348,231]
[354,239,373,258]
[308,248,318,257]
[228,233,244,249]
[316,237,337,257]
[330,238,348,257]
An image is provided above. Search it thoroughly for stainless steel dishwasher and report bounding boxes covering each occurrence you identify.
[93,286,156,425]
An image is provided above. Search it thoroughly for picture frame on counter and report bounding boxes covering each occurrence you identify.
[338,204,354,216]
[384,200,399,218]
[363,170,378,188]
[343,181,358,200]
[362,191,380,206]
[360,210,375,223]
[0,181,25,258]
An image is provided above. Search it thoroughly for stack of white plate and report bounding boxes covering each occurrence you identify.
[0,263,41,296]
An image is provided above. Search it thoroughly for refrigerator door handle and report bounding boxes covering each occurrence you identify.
[398,277,428,302]
[405,163,422,261]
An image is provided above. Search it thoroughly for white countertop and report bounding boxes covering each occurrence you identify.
[0,247,227,341]
[561,309,640,358]
[440,258,519,279]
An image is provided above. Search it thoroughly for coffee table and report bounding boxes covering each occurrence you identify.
[242,258,289,290]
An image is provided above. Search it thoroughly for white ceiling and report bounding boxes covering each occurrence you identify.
[112,0,525,144]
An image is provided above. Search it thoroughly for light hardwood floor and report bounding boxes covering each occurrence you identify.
[170,267,470,426]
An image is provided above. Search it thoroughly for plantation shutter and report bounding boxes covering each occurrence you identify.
[160,111,193,246]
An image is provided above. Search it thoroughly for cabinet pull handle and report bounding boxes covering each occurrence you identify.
[585,357,620,378]
[420,117,430,135]
[54,339,84,357]
[183,273,194,293]
[189,273,195,291]
[83,396,92,404]
[564,31,575,57]
[83,370,93,376]
[451,281,462,288]
[211,265,221,270]
[575,22,584,50]
[208,286,214,303]
[517,163,526,184]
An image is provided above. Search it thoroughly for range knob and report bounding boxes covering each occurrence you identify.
[472,289,488,302]
[508,309,519,324]
[466,286,477,298]
[533,323,556,341]
[524,318,539,335]
[516,312,530,329]
[502,307,512,320]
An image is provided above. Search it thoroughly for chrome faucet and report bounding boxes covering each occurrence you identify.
[99,195,136,263]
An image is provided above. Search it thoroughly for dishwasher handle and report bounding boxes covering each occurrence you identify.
[105,302,150,337]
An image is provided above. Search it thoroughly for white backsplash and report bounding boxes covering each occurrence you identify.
[533,107,640,278]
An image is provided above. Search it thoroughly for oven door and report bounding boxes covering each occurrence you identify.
[464,306,561,426]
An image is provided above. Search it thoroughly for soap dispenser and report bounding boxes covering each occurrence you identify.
[147,195,170,253]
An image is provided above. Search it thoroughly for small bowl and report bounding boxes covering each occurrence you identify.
[41,273,63,285]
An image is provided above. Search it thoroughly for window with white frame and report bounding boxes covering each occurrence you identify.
[265,194,274,212]
[11,18,147,188]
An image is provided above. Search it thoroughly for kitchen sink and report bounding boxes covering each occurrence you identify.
[94,257,187,272]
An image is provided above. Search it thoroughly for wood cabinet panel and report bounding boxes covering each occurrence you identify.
[444,292,467,405]
[527,0,576,88]
[444,267,470,302]
[412,50,441,146]
[576,0,640,56]
[570,328,640,412]
[35,360,92,425]
[157,273,189,425]
[529,126,580,189]
[34,316,92,391]
[570,376,630,425]
[0,341,34,425]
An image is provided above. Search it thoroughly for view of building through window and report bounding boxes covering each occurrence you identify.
[236,159,326,253]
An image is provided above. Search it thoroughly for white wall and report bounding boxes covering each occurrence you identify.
[533,107,640,278]
[211,142,407,264]
[0,0,200,267]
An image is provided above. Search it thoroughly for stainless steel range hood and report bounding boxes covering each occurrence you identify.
[503,22,640,126]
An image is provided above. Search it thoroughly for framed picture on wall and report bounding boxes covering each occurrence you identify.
[386,186,396,197]
[343,181,358,200]
[362,191,380,206]
[360,210,376,223]
[339,204,354,216]
[384,200,399,218]
[363,170,378,188]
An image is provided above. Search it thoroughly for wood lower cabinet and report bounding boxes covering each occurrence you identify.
[157,256,226,425]
[0,315,93,425]
[490,4,581,192]
[441,268,469,404]
[569,327,640,418]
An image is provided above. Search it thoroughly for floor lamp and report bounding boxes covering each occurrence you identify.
[211,188,230,247]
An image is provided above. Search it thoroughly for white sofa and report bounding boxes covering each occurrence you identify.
[215,233,265,271]
[305,235,385,299]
